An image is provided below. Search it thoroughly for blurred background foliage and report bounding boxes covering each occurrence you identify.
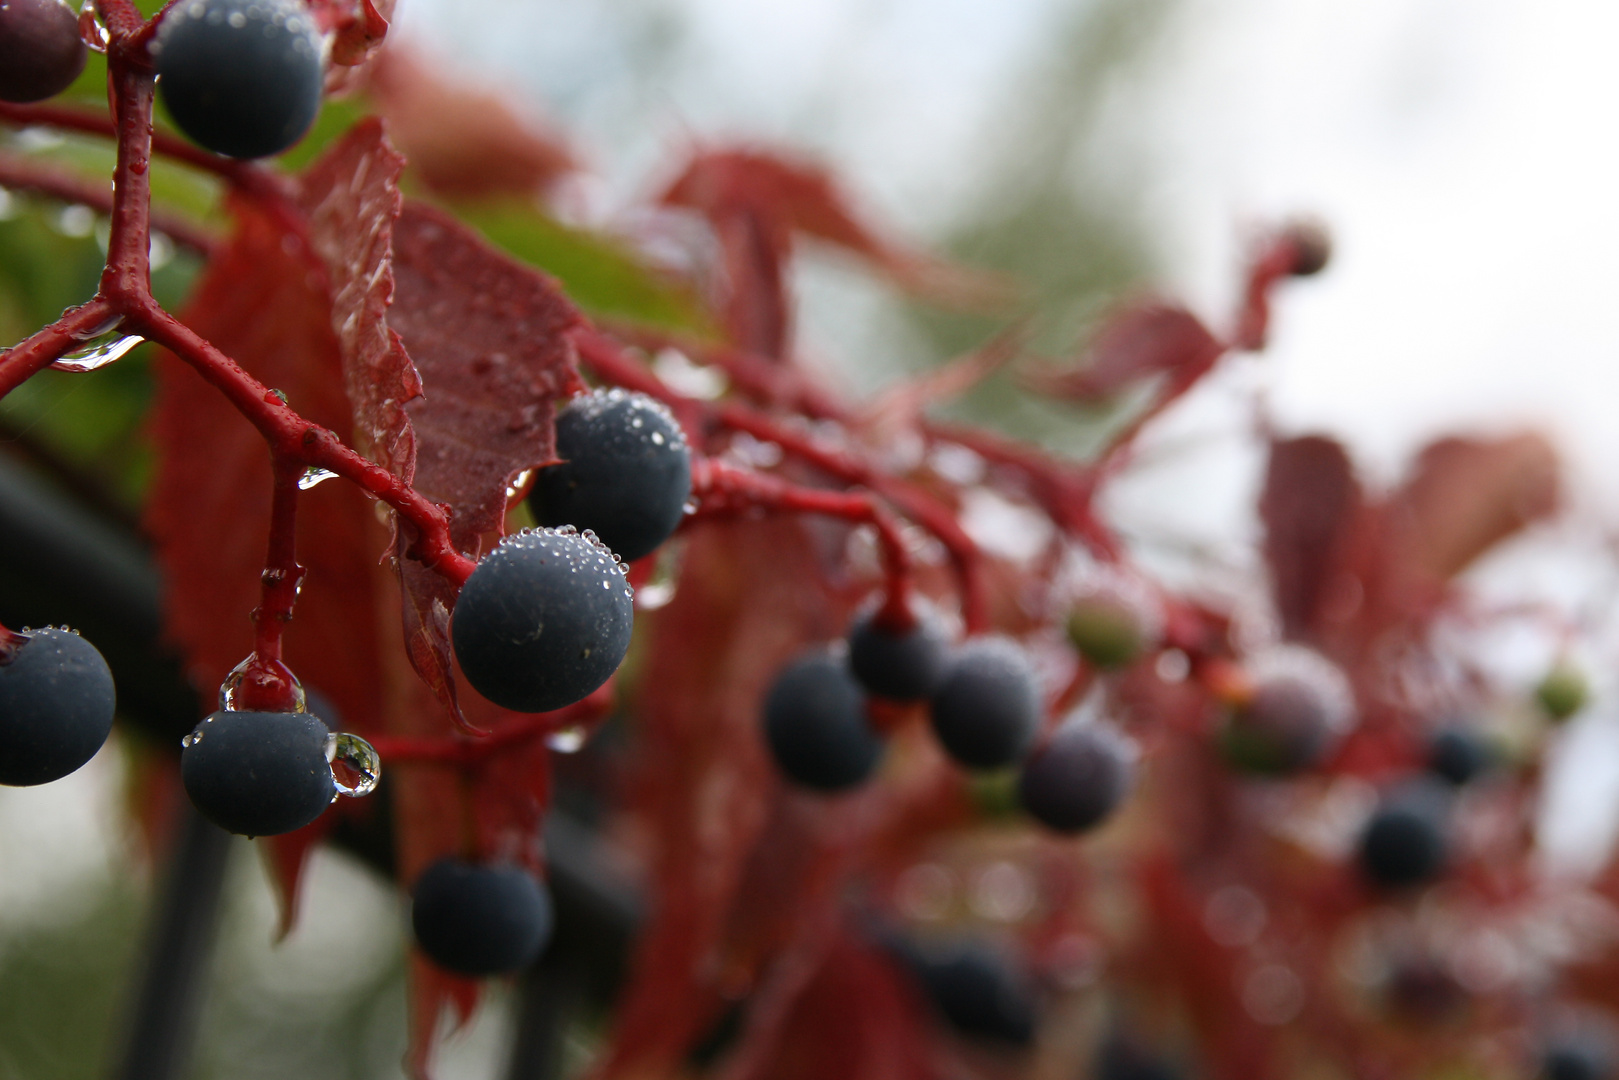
[0,0,1173,1076]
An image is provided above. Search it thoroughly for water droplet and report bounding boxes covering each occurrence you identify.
[298,467,337,490]
[52,329,145,373]
[546,726,587,753]
[325,731,381,798]
[219,653,306,712]
[181,730,202,747]
[505,469,534,500]
[267,389,289,406]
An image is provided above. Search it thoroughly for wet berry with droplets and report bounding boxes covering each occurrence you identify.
[0,0,87,104]
[1426,726,1494,787]
[762,648,882,791]
[929,637,1041,770]
[411,858,553,976]
[451,528,635,713]
[1357,782,1449,889]
[180,710,334,836]
[0,628,116,787]
[154,0,324,160]
[530,389,692,563]
[1017,721,1136,833]
[1221,648,1353,776]
[894,937,1037,1046]
[846,605,948,702]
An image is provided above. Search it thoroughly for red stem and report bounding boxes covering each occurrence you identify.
[572,327,989,630]
[252,458,307,662]
[369,688,612,765]
[688,457,915,631]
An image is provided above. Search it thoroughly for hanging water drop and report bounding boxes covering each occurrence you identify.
[298,467,337,490]
[52,329,145,373]
[219,653,307,713]
[325,731,381,798]
[546,725,587,753]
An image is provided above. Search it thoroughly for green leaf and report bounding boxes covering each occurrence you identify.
[453,202,716,335]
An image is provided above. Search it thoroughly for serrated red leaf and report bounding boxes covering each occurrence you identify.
[299,118,415,482]
[367,48,578,202]
[662,149,1007,356]
[145,193,392,910]
[304,0,394,68]
[383,200,585,731]
[1022,301,1224,404]
[1259,435,1362,640]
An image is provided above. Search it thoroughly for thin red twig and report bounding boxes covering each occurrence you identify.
[688,456,915,630]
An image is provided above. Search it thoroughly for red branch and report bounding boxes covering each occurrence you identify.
[688,457,915,631]
[0,47,476,603]
[368,685,614,766]
[572,327,990,631]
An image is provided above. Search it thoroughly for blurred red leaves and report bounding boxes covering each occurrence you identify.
[662,149,1009,357]
[367,48,579,202]
[1023,301,1225,405]
[1261,431,1559,650]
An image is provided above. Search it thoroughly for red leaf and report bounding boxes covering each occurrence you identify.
[662,149,1008,356]
[384,200,585,730]
[1259,435,1362,640]
[1022,301,1224,404]
[367,48,578,202]
[390,200,583,544]
[597,518,845,1078]
[305,0,395,68]
[298,118,415,483]
[145,193,392,910]
[723,930,938,1080]
[1388,432,1559,581]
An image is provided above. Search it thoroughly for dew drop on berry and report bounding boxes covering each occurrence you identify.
[324,731,381,798]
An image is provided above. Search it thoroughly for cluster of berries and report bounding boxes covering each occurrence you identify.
[763,610,1138,836]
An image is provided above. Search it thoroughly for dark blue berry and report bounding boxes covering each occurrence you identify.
[180,709,334,836]
[1545,1034,1617,1080]
[0,628,116,787]
[1017,722,1135,833]
[1358,782,1449,889]
[411,857,553,976]
[154,0,324,160]
[846,606,948,702]
[530,389,692,563]
[1097,1034,1182,1080]
[762,649,881,792]
[901,938,1037,1046]
[929,637,1041,770]
[0,0,87,104]
[1427,726,1494,787]
[451,529,635,713]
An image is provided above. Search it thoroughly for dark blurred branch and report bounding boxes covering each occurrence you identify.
[106,805,233,1080]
